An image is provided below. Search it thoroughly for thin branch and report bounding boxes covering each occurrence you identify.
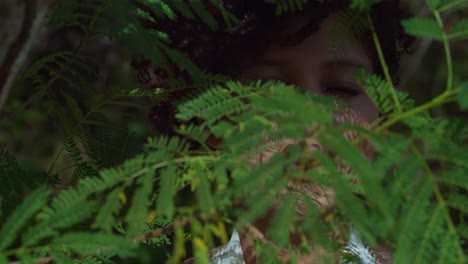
[0,0,46,112]
[137,217,191,243]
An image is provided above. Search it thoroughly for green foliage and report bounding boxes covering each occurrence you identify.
[1,0,467,263]
[349,0,381,12]
[356,69,415,115]
[401,18,444,40]
[265,0,309,15]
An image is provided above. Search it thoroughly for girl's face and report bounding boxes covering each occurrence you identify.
[237,13,379,124]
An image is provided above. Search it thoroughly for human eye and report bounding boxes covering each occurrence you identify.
[322,82,360,99]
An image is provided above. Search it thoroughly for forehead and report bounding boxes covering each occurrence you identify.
[255,13,372,71]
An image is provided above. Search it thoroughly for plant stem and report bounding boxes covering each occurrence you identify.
[129,155,219,180]
[48,146,64,175]
[375,87,459,132]
[438,0,468,12]
[367,14,402,113]
[433,10,453,91]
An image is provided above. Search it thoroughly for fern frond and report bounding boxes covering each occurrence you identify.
[163,0,195,19]
[267,194,297,247]
[156,165,177,219]
[438,0,468,12]
[176,81,253,126]
[449,19,468,40]
[52,232,137,258]
[175,124,211,147]
[264,0,309,15]
[48,0,106,33]
[61,91,85,123]
[0,187,51,250]
[356,69,414,114]
[393,181,433,263]
[438,167,468,189]
[314,151,371,238]
[22,201,97,246]
[445,192,468,214]
[412,205,448,264]
[349,0,381,12]
[126,171,155,238]
[62,133,83,163]
[71,162,99,184]
[79,127,102,168]
[19,51,97,92]
[232,155,291,224]
[401,17,444,40]
[145,136,190,158]
[195,170,214,215]
[0,254,8,264]
[137,0,177,21]
[92,188,123,233]
[187,1,218,30]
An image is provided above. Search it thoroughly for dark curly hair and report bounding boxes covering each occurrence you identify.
[132,0,413,131]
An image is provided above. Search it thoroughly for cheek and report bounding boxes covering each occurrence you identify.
[347,95,379,124]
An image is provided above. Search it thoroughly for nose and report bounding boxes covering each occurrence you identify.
[290,73,321,94]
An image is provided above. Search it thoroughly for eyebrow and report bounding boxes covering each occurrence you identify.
[250,59,283,67]
[323,59,371,71]
[247,58,372,72]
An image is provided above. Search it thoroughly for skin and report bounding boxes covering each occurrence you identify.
[237,13,380,124]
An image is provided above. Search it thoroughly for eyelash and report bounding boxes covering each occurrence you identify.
[323,85,359,97]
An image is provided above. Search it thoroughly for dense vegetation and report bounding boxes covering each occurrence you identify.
[0,0,467,263]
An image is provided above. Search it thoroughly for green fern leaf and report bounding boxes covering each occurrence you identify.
[427,0,441,10]
[393,180,433,263]
[80,256,105,264]
[435,232,460,264]
[195,171,214,215]
[456,81,468,110]
[265,0,308,15]
[413,205,449,264]
[356,69,414,114]
[22,201,97,246]
[349,0,380,12]
[299,194,334,250]
[17,253,36,264]
[448,19,468,39]
[438,167,468,189]
[164,0,195,19]
[92,188,123,233]
[62,91,85,122]
[62,133,83,163]
[52,232,137,258]
[233,155,290,225]
[71,162,99,185]
[0,187,51,250]
[176,81,252,126]
[138,0,177,21]
[0,254,9,264]
[48,250,75,264]
[267,194,297,247]
[313,151,372,240]
[187,0,218,30]
[126,171,154,238]
[48,1,105,33]
[321,130,398,235]
[438,0,468,12]
[156,165,177,219]
[402,18,444,40]
[445,193,468,214]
